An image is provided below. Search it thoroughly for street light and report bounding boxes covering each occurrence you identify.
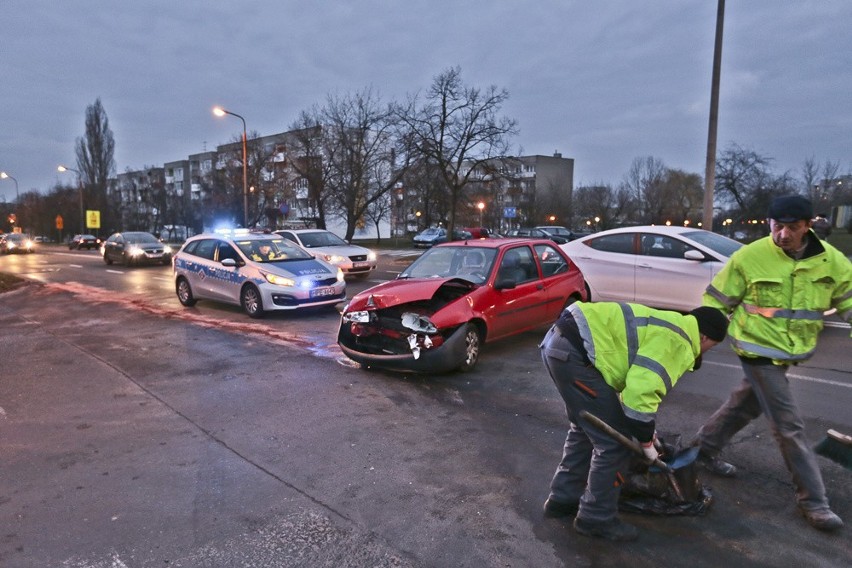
[1,171,20,231]
[477,201,485,227]
[58,165,85,233]
[0,172,19,203]
[213,106,249,227]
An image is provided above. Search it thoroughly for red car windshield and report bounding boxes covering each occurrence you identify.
[400,246,497,283]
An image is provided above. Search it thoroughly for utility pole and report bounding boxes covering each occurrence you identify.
[702,0,725,231]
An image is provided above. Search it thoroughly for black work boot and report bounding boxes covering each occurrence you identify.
[697,451,737,477]
[800,508,844,531]
[573,517,638,541]
[542,497,579,518]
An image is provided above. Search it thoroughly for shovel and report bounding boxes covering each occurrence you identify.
[579,410,686,503]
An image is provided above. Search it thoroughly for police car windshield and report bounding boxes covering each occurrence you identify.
[235,239,313,263]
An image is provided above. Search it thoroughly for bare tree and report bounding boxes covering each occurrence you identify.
[317,88,409,240]
[76,98,116,230]
[659,169,704,224]
[802,157,841,215]
[716,143,798,224]
[398,67,518,236]
[622,156,667,223]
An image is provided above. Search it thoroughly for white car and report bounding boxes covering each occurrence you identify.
[173,230,346,318]
[274,229,377,278]
[560,225,743,312]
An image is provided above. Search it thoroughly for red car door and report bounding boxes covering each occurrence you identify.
[487,245,549,340]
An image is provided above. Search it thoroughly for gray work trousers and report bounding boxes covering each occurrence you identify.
[696,359,830,512]
[540,325,632,524]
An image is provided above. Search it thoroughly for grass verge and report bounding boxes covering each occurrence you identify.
[0,272,27,293]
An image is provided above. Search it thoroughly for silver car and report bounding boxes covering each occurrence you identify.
[173,231,346,318]
[274,229,377,278]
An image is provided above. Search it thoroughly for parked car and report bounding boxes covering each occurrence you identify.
[338,238,587,373]
[1,233,35,254]
[102,231,173,266]
[534,226,584,242]
[173,230,346,318]
[412,227,472,248]
[507,227,570,244]
[274,229,377,279]
[560,225,743,312]
[462,227,492,239]
[69,234,101,250]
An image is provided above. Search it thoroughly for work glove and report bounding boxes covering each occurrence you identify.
[641,438,659,463]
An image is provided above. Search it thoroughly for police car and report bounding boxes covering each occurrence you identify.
[173,230,346,318]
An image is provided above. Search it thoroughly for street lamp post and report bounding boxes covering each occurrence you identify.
[0,172,19,203]
[477,201,485,227]
[58,165,85,233]
[213,107,249,227]
[0,172,20,230]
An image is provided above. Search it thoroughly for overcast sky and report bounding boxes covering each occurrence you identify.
[2,1,851,200]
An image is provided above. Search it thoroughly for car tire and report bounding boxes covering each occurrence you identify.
[241,284,265,319]
[458,323,482,373]
[104,253,112,265]
[176,277,197,307]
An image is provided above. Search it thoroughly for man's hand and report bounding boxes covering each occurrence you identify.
[641,440,659,463]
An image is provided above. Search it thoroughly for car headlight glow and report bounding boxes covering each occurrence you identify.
[263,272,295,287]
[129,246,144,257]
[367,251,377,261]
[337,268,344,282]
[322,254,346,264]
[163,244,173,254]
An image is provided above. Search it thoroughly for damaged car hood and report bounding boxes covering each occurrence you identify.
[346,277,475,311]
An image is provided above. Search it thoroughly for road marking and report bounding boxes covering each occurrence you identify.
[704,360,851,389]
[69,264,83,268]
[106,269,124,274]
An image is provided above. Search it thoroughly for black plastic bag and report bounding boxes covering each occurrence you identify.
[618,433,714,516]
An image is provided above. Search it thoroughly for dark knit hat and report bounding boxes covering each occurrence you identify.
[689,306,728,342]
[767,195,813,222]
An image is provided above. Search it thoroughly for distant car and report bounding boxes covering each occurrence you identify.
[338,238,587,373]
[534,226,583,242]
[173,230,346,318]
[1,233,35,254]
[507,227,569,244]
[462,227,492,239]
[560,225,743,312]
[102,231,173,266]
[69,234,101,250]
[274,229,377,279]
[412,227,472,248]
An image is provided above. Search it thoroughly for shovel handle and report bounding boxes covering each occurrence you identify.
[579,410,672,472]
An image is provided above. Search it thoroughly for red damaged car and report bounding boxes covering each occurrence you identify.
[337,238,588,373]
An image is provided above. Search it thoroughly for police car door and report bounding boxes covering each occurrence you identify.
[206,240,246,302]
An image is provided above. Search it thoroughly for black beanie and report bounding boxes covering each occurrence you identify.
[689,306,728,342]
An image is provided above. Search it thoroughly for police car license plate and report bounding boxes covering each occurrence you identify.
[353,261,369,268]
[311,287,334,298]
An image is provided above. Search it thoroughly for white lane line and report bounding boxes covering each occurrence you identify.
[69,264,83,268]
[106,269,125,274]
[704,360,851,389]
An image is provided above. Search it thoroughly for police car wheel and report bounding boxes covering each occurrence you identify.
[241,284,265,319]
[176,277,197,307]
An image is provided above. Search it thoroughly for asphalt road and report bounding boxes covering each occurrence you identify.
[1,248,850,567]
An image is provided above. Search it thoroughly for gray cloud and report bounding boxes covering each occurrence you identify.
[2,0,850,198]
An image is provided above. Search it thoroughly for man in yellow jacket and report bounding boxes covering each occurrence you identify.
[540,301,729,541]
[694,194,851,532]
